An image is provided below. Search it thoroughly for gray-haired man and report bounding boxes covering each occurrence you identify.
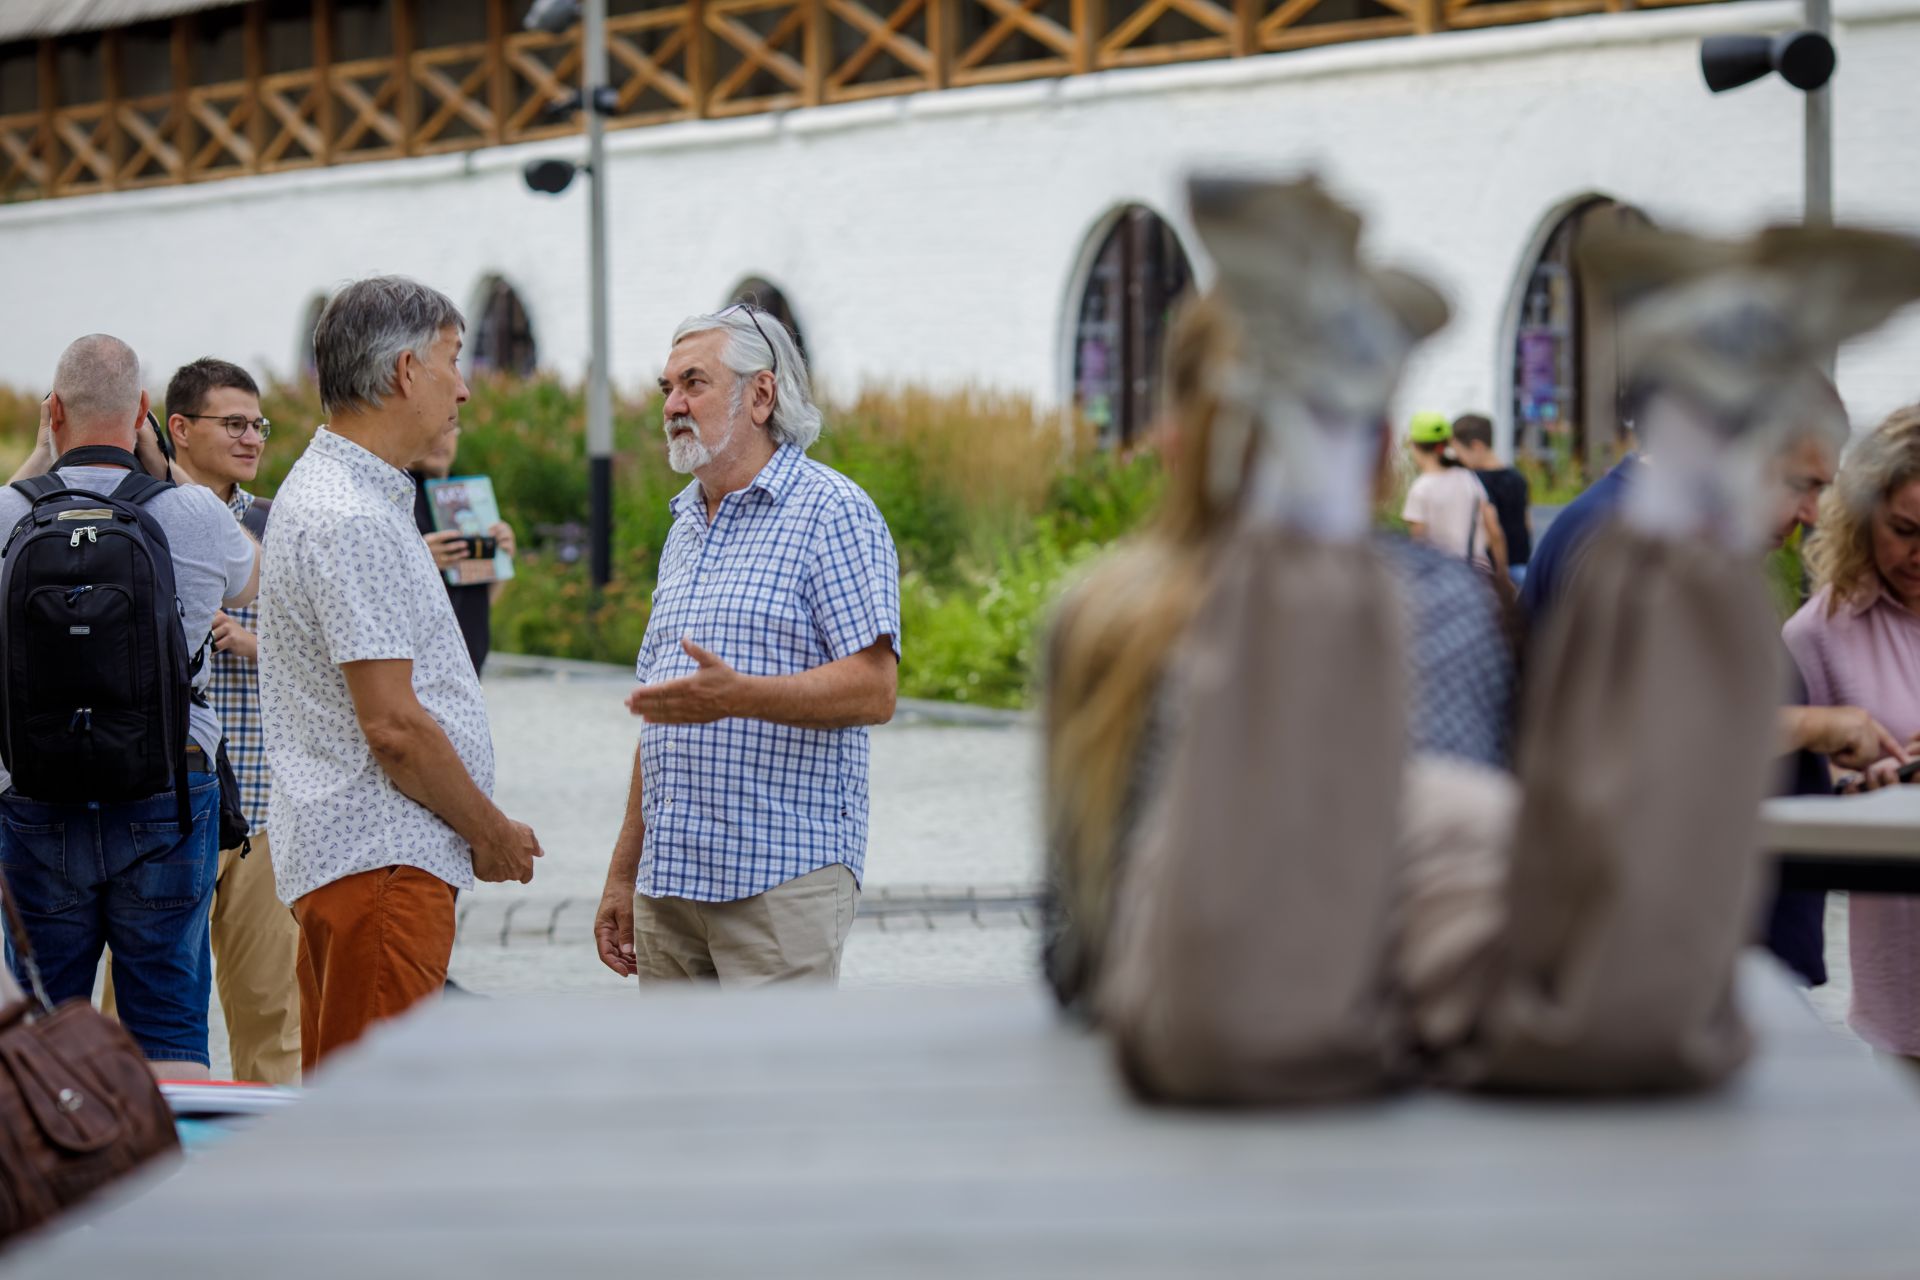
[259,276,543,1071]
[594,306,901,987]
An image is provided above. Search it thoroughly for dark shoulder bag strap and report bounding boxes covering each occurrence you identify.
[1465,483,1483,565]
[0,867,54,1015]
[239,497,271,543]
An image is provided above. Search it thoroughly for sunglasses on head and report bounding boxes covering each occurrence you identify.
[721,302,779,381]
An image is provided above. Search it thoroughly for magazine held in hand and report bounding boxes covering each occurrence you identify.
[424,475,516,587]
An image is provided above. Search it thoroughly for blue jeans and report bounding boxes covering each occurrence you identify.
[0,774,220,1065]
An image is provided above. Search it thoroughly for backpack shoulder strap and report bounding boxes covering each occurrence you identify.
[109,469,175,508]
[240,496,271,543]
[9,475,62,504]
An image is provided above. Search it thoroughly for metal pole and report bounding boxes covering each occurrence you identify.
[1804,0,1833,228]
[1804,0,1835,378]
[584,0,614,589]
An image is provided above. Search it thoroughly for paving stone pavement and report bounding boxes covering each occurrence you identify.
[205,666,1046,1073]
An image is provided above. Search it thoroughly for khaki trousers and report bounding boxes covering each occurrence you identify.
[633,863,858,987]
[210,834,302,1084]
[102,832,303,1085]
[294,865,456,1074]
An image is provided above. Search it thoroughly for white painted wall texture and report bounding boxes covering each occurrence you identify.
[1,0,1918,450]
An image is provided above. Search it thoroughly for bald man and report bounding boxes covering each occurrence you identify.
[0,335,259,1080]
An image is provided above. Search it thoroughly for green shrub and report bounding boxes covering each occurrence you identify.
[899,523,1107,708]
[4,372,1162,708]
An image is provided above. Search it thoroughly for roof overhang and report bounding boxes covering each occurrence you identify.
[0,1,251,45]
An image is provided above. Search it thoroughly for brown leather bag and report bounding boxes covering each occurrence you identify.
[0,871,179,1243]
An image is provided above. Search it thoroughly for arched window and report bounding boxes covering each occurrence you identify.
[1072,206,1194,448]
[472,276,537,377]
[727,277,806,362]
[1511,198,1651,475]
[299,294,327,381]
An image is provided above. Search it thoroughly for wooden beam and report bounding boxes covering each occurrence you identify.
[487,0,508,144]
[804,0,828,106]
[1071,0,1103,73]
[171,15,192,183]
[37,39,57,198]
[928,0,951,88]
[394,0,418,155]
[1413,0,1443,33]
[1233,0,1259,54]
[315,0,335,164]
[688,0,712,118]
[245,0,267,172]
[103,28,125,188]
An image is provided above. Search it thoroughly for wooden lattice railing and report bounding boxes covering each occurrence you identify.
[0,0,1697,203]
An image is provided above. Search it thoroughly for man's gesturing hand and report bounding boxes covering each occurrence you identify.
[594,887,637,977]
[471,815,544,884]
[626,639,743,724]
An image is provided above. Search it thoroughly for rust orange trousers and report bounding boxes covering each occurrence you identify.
[293,865,456,1075]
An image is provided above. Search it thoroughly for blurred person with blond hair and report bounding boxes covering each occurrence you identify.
[1786,404,1920,1060]
[1041,295,1515,1026]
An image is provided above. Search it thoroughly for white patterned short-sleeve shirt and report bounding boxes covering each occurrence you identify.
[635,443,901,902]
[258,427,495,904]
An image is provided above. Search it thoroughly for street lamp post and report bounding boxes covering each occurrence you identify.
[1699,24,1837,224]
[1699,22,1838,366]
[524,0,616,589]
[1803,0,1833,229]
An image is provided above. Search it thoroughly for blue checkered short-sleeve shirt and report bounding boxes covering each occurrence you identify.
[634,444,902,902]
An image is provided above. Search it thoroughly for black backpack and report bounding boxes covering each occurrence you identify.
[0,446,199,830]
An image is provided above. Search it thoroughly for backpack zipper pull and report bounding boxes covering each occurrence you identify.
[68,707,92,733]
[68,526,97,548]
[65,585,92,605]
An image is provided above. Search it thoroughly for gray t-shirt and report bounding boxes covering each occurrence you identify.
[0,464,256,781]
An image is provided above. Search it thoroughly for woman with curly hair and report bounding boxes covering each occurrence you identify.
[1785,404,1920,1060]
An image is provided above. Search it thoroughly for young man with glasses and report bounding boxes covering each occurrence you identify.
[160,357,301,1083]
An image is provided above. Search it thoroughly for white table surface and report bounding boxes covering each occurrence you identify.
[1762,787,1920,858]
[11,961,1920,1279]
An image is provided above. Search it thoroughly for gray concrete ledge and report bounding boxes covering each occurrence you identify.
[457,883,1046,945]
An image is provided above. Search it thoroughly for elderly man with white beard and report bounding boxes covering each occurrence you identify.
[593,305,901,985]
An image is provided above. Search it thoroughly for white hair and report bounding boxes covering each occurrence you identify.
[52,334,142,429]
[672,308,823,451]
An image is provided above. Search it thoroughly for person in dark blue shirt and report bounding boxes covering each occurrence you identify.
[1518,454,1643,621]
[1518,424,1908,985]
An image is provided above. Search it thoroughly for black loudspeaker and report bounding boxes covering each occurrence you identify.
[523,158,579,195]
[1700,31,1837,94]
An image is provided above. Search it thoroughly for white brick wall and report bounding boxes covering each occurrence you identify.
[2,0,1917,453]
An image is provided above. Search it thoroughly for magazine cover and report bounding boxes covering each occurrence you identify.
[424,475,516,587]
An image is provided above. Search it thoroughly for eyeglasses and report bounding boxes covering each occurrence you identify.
[183,414,272,440]
[721,303,778,381]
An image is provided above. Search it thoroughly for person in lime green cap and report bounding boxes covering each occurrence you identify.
[1402,411,1508,579]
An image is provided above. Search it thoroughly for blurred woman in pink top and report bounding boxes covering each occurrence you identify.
[1785,404,1920,1058]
